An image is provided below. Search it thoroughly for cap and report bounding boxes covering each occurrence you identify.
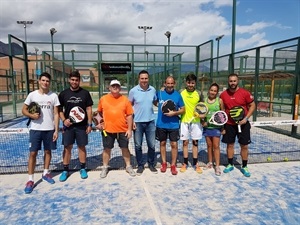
[110,80,121,86]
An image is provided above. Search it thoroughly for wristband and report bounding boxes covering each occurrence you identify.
[244,117,249,121]
[88,123,93,127]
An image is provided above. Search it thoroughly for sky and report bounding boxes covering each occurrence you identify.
[0,0,299,56]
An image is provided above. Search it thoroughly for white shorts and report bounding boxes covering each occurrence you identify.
[180,122,203,140]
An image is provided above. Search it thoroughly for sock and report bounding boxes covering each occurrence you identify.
[28,174,34,182]
[228,158,233,165]
[242,160,248,168]
[192,158,198,166]
[63,164,69,172]
[80,163,86,169]
[43,169,49,176]
[183,157,188,165]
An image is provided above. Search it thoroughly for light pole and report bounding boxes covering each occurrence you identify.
[138,26,152,65]
[50,28,57,66]
[71,49,75,70]
[16,21,33,45]
[215,34,224,74]
[164,31,171,70]
[34,47,39,77]
[145,50,149,70]
[244,55,249,73]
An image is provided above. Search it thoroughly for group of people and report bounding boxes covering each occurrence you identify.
[22,70,255,194]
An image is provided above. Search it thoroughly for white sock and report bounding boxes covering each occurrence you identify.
[28,174,34,181]
[43,169,49,176]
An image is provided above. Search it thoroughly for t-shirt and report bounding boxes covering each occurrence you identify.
[58,87,93,127]
[156,89,184,129]
[24,90,60,130]
[220,88,254,125]
[128,84,156,122]
[97,94,133,133]
[180,89,202,123]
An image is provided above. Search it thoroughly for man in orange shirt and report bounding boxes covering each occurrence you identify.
[96,80,136,178]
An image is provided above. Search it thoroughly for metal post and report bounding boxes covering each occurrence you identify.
[71,49,75,70]
[138,26,152,66]
[16,21,33,45]
[215,35,224,74]
[50,28,57,67]
[164,31,171,72]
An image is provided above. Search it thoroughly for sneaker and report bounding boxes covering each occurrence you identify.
[149,165,158,174]
[80,169,88,179]
[59,171,69,182]
[180,163,187,173]
[215,166,221,176]
[203,162,213,170]
[241,166,251,177]
[136,166,144,176]
[160,162,167,173]
[42,173,55,184]
[126,165,136,177]
[194,165,203,174]
[100,166,109,178]
[223,164,234,173]
[171,165,178,175]
[24,181,34,194]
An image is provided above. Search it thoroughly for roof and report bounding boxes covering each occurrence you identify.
[239,70,295,81]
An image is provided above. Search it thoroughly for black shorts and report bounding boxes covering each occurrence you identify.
[221,122,251,145]
[155,127,180,142]
[103,132,128,149]
[62,126,88,147]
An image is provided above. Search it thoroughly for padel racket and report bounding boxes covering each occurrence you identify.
[69,106,85,123]
[92,111,107,137]
[161,99,176,113]
[208,111,228,126]
[188,102,208,123]
[26,102,41,126]
[229,106,245,133]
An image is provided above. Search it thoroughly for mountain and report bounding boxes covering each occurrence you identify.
[0,41,24,57]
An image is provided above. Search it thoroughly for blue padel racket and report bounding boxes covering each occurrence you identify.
[208,111,228,126]
[92,111,107,137]
[229,106,245,133]
[161,99,176,114]
[26,102,41,126]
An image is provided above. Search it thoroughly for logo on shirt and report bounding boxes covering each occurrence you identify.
[68,96,82,104]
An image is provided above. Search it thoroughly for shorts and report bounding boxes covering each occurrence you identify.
[62,126,88,147]
[29,130,57,152]
[221,122,251,145]
[180,122,203,140]
[155,127,180,142]
[203,128,221,137]
[103,132,128,149]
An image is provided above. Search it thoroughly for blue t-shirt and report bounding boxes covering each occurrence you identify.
[156,89,184,129]
[128,84,157,122]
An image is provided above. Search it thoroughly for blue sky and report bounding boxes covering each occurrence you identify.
[0,0,299,55]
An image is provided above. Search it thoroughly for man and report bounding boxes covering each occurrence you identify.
[22,72,60,194]
[128,70,157,175]
[58,70,93,182]
[179,74,204,174]
[220,73,256,177]
[97,79,136,178]
[155,76,185,175]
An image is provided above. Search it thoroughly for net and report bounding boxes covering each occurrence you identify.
[0,119,299,174]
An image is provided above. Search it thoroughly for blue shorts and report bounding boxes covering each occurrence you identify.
[103,132,128,149]
[203,128,221,137]
[29,130,57,152]
[62,126,88,147]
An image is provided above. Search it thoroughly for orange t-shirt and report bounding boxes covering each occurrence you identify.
[97,94,133,133]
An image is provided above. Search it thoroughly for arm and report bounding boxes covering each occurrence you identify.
[22,104,39,120]
[219,98,225,111]
[240,101,256,125]
[86,106,93,134]
[164,106,185,117]
[125,114,133,139]
[53,106,59,141]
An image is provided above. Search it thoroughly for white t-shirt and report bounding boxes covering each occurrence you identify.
[24,90,60,130]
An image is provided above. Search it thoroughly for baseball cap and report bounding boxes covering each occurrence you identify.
[110,80,121,86]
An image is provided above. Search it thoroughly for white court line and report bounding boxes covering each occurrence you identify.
[140,175,162,225]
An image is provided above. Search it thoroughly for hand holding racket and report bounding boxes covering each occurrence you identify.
[188,102,208,123]
[92,111,107,137]
[26,102,41,126]
[208,111,228,126]
[161,99,176,114]
[229,106,245,133]
[64,106,86,129]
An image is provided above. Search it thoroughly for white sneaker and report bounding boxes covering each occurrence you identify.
[100,166,109,178]
[126,165,136,177]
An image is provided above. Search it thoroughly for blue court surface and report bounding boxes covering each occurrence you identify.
[0,161,299,225]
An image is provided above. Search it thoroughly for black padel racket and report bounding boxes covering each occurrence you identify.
[188,102,208,123]
[161,99,176,114]
[26,102,41,126]
[92,111,107,137]
[208,111,228,126]
[229,106,245,133]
